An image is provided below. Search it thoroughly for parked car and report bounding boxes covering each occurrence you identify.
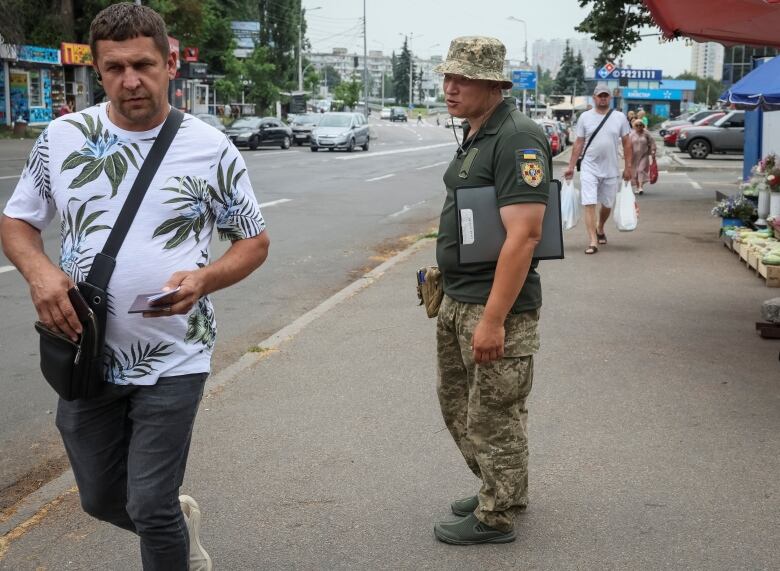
[194,113,226,133]
[536,120,562,155]
[659,109,722,136]
[290,113,322,145]
[380,108,392,120]
[389,107,408,122]
[310,111,370,152]
[663,112,724,146]
[676,110,745,159]
[444,116,464,129]
[226,116,292,150]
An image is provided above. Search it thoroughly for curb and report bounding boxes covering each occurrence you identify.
[0,237,434,543]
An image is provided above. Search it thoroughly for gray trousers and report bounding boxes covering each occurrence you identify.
[56,373,207,570]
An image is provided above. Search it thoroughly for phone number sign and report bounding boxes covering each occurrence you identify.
[596,67,662,80]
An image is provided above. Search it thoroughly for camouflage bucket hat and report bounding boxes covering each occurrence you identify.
[434,36,513,89]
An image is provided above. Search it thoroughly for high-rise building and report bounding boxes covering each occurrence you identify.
[532,38,600,77]
[690,42,724,80]
[722,45,778,86]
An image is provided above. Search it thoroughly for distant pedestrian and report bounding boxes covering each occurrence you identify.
[0,4,269,570]
[637,108,649,128]
[629,119,656,195]
[431,35,550,545]
[417,112,423,125]
[564,84,632,254]
[223,103,232,119]
[626,109,636,129]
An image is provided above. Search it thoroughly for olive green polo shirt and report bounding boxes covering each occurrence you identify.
[435,98,552,313]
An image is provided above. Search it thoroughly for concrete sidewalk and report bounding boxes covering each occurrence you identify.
[2,183,779,569]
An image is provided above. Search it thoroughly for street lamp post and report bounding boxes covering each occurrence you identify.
[298,6,321,92]
[507,16,529,114]
[399,32,419,109]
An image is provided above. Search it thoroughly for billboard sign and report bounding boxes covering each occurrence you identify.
[231,21,261,59]
[623,88,682,100]
[596,67,662,80]
[512,69,537,90]
[61,43,92,66]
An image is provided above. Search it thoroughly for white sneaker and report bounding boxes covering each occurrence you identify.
[179,495,213,571]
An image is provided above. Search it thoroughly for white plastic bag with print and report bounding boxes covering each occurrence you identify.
[560,179,581,231]
[613,180,638,232]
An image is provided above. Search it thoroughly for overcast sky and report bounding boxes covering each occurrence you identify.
[302,0,692,76]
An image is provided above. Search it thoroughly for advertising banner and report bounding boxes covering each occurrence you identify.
[61,43,93,66]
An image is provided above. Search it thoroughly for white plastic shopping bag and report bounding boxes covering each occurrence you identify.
[560,179,581,231]
[613,181,638,232]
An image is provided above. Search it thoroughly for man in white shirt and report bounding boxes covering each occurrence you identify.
[0,4,269,570]
[564,84,632,254]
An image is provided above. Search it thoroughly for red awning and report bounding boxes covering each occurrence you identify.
[644,0,780,48]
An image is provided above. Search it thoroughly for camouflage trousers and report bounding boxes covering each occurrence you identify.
[436,294,539,532]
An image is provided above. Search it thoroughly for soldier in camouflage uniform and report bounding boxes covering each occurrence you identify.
[432,36,551,545]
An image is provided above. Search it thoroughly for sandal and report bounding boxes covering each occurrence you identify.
[585,245,598,255]
[596,232,607,245]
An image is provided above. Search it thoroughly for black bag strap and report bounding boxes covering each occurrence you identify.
[85,108,184,290]
[579,109,613,162]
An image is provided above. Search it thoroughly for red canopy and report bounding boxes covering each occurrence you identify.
[644,0,780,48]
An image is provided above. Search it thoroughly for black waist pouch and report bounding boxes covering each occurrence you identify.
[35,285,105,401]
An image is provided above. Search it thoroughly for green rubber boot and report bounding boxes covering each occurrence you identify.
[450,495,479,516]
[434,513,516,545]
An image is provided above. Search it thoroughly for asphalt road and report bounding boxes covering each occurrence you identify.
[2,153,779,569]
[0,117,458,499]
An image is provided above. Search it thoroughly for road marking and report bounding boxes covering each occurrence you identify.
[337,143,453,161]
[259,199,292,208]
[0,175,21,180]
[416,161,448,171]
[366,174,395,182]
[689,180,702,190]
[0,265,17,274]
[389,200,426,218]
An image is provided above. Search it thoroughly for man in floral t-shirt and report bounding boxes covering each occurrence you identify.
[0,4,269,570]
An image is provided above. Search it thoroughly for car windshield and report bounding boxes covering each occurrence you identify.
[294,114,319,125]
[232,118,261,129]
[319,114,352,128]
[713,114,738,127]
[696,114,723,126]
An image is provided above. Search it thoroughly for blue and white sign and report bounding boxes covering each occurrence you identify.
[596,67,662,80]
[512,70,537,90]
[623,88,682,101]
[18,45,61,65]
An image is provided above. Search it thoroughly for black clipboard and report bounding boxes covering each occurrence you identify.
[455,180,563,264]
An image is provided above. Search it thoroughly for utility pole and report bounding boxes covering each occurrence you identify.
[408,33,416,109]
[362,0,368,116]
[297,5,303,91]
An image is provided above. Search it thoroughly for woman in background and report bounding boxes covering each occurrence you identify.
[629,119,656,195]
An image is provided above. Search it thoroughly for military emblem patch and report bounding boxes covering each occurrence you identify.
[521,161,544,187]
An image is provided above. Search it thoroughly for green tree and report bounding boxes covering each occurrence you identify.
[553,42,586,96]
[675,72,725,106]
[334,77,363,109]
[258,0,304,91]
[320,65,342,90]
[243,46,278,114]
[383,73,395,99]
[394,38,412,106]
[576,0,654,66]
[535,67,555,97]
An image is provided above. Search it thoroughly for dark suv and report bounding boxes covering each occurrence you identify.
[226,116,292,150]
[676,110,745,159]
[389,107,408,122]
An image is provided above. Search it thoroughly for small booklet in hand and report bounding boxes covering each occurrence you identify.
[127,287,181,314]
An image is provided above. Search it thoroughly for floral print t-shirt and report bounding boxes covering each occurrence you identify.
[4,103,265,386]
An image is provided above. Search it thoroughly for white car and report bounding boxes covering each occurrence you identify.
[444,116,463,129]
[380,108,392,120]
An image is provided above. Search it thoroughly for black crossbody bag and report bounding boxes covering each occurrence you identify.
[35,108,183,401]
[576,109,613,171]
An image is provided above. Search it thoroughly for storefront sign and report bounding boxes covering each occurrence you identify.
[623,88,682,100]
[596,67,662,80]
[183,47,199,62]
[61,43,93,66]
[18,45,61,65]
